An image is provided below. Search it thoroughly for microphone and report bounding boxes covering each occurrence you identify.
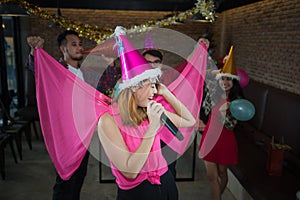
[160,113,184,141]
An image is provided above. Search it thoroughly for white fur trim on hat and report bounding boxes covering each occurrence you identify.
[118,68,162,91]
[216,73,240,81]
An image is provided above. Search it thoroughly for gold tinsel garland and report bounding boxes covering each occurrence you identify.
[0,0,215,43]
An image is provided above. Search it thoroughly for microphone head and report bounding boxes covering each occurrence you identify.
[176,131,184,141]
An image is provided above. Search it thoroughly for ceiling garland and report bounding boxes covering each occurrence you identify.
[1,0,215,43]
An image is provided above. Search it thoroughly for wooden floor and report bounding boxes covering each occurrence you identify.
[0,128,236,200]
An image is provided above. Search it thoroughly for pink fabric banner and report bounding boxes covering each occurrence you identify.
[34,42,206,180]
[158,43,207,155]
[34,48,110,180]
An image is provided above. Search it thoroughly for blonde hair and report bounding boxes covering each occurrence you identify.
[116,87,147,126]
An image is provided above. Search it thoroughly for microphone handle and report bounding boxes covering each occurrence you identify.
[160,113,184,141]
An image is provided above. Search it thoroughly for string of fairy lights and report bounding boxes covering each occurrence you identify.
[0,0,215,43]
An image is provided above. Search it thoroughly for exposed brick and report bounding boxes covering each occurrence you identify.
[27,0,300,95]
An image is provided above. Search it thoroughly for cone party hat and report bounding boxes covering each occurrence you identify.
[216,45,240,80]
[82,38,117,57]
[113,26,161,91]
[143,32,157,50]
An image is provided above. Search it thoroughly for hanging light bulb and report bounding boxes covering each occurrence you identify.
[189,12,210,23]
[0,3,29,17]
[49,0,62,28]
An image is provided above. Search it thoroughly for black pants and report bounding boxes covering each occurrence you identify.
[117,170,178,200]
[161,141,178,178]
[52,151,90,200]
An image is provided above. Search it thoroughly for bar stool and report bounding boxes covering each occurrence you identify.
[0,98,33,152]
[0,131,18,180]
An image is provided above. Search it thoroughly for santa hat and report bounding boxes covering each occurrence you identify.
[114,26,161,92]
[216,46,240,81]
[143,32,157,50]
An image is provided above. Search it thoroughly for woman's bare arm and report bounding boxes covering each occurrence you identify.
[97,101,163,179]
[157,84,196,128]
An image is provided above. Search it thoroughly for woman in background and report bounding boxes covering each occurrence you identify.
[198,46,243,200]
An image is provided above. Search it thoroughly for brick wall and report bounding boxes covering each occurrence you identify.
[28,9,210,59]
[27,0,300,94]
[211,0,300,94]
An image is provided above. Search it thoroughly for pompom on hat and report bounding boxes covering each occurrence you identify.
[216,46,240,81]
[113,26,161,92]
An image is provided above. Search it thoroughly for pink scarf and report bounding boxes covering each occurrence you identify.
[34,48,110,180]
[158,43,207,154]
[34,43,206,180]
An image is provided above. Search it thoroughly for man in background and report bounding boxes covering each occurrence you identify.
[27,30,119,200]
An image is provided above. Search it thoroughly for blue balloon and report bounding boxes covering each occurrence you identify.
[229,99,255,121]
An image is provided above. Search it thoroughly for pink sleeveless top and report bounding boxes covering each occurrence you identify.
[109,105,168,190]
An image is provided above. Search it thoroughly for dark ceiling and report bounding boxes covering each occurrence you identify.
[26,0,261,13]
